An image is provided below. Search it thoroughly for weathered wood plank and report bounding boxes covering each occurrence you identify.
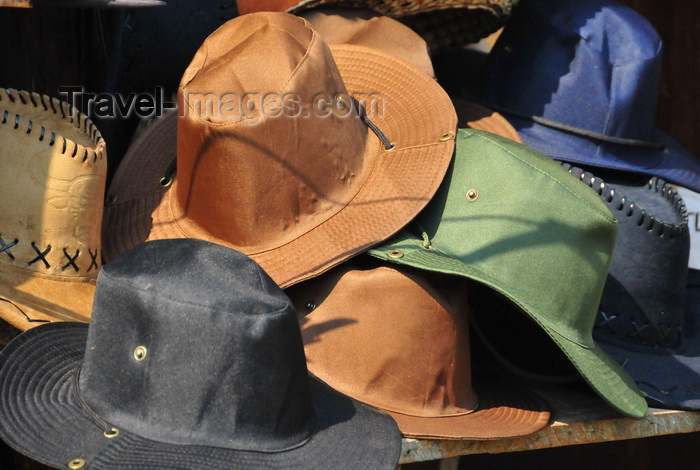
[399,384,700,464]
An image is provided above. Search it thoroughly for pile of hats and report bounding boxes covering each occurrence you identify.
[1,0,698,468]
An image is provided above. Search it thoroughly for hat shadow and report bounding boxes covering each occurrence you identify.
[433,214,610,276]
[171,119,435,218]
[298,317,357,347]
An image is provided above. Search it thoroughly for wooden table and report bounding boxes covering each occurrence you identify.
[398,381,700,466]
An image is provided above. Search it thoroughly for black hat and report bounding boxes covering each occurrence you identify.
[0,239,401,469]
[563,164,700,410]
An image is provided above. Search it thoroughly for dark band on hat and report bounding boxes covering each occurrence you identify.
[468,99,667,150]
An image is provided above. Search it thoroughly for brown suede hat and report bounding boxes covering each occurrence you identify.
[0,88,106,330]
[286,263,551,439]
[102,11,457,288]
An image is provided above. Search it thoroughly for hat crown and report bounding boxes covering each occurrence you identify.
[371,129,618,345]
[79,239,317,452]
[174,12,373,252]
[289,265,478,417]
[480,0,662,142]
[0,89,106,279]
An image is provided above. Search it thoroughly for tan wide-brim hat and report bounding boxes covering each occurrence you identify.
[103,12,457,289]
[0,89,106,330]
[285,263,551,439]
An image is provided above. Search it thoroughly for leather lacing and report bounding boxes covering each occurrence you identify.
[0,233,99,273]
[567,163,689,347]
[0,88,105,163]
[560,162,688,239]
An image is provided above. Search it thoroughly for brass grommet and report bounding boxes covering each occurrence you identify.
[105,194,118,206]
[305,300,316,312]
[438,132,455,142]
[159,176,173,188]
[466,189,479,201]
[68,459,86,469]
[387,249,404,259]
[133,346,147,361]
[384,142,397,151]
[334,94,348,111]
[104,428,119,438]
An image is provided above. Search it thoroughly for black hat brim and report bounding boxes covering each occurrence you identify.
[0,323,402,469]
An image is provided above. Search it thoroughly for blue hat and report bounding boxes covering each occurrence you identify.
[468,0,700,192]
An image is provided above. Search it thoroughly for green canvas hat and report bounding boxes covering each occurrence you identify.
[367,128,648,418]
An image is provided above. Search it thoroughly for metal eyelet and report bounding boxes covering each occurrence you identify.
[159,176,173,188]
[305,300,316,312]
[134,346,147,361]
[384,142,397,151]
[439,132,455,142]
[68,459,86,469]
[334,94,348,111]
[104,428,119,438]
[387,249,404,259]
[466,189,479,201]
[105,194,118,206]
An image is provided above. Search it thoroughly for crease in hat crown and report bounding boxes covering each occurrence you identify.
[103,10,457,288]
[0,88,106,329]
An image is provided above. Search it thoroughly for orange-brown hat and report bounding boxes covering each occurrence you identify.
[286,263,551,439]
[103,12,456,288]
[0,89,106,330]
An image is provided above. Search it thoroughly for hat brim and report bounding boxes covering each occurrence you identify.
[595,339,700,410]
[368,239,648,419]
[592,268,700,410]
[382,383,550,440]
[0,266,94,331]
[453,98,523,143]
[509,115,700,193]
[103,43,457,289]
[0,322,402,469]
